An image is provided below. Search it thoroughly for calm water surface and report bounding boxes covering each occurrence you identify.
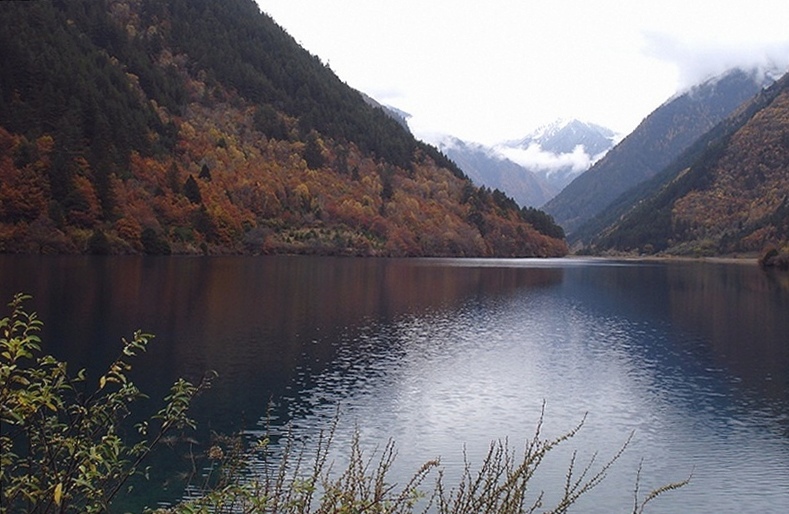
[1,256,788,512]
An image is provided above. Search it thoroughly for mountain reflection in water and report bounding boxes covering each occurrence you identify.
[0,256,786,512]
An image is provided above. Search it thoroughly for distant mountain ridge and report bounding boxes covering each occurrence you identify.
[544,68,774,236]
[498,119,617,193]
[505,119,616,157]
[435,119,616,208]
[361,92,411,132]
[438,137,554,208]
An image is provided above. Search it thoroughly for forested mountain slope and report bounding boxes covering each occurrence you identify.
[543,69,770,236]
[0,0,566,257]
[585,72,789,257]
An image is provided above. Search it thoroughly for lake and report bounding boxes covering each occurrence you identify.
[1,256,788,512]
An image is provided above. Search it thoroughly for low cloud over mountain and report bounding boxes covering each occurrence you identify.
[432,119,617,209]
[496,119,618,192]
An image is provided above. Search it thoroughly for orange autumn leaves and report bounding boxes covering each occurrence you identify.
[0,101,566,257]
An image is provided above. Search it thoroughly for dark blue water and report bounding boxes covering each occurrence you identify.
[1,256,787,512]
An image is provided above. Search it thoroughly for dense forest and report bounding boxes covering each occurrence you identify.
[580,72,789,261]
[0,0,566,257]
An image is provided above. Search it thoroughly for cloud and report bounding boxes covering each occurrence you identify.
[642,31,789,92]
[498,144,599,175]
[261,0,789,144]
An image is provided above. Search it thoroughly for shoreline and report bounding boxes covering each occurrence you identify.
[568,254,760,266]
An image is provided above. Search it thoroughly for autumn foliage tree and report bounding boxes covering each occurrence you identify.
[0,0,566,258]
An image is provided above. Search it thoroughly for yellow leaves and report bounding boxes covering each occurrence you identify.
[180,121,196,141]
[36,134,55,154]
[54,482,63,506]
[331,198,378,228]
[99,361,131,390]
[293,183,311,201]
[360,174,380,196]
[207,127,222,143]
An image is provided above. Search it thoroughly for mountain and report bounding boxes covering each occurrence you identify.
[438,137,555,208]
[497,119,617,192]
[581,71,789,258]
[0,0,566,257]
[436,119,615,209]
[543,69,773,236]
[361,92,411,132]
[510,119,615,155]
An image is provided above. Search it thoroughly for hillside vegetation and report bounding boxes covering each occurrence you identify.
[584,73,789,259]
[544,69,768,236]
[0,0,566,257]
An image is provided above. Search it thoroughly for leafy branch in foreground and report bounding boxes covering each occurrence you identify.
[1,294,688,513]
[155,417,439,514]
[0,293,213,513]
[164,406,688,514]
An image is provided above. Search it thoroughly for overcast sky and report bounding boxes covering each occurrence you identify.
[257,1,789,145]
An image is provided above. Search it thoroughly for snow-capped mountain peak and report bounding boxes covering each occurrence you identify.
[492,119,618,191]
[506,119,617,156]
[427,119,619,208]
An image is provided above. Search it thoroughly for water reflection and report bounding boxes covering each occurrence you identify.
[0,255,564,430]
[557,262,789,401]
[665,263,789,398]
[1,256,787,512]
[256,260,789,513]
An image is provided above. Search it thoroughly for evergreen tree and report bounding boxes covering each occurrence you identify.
[183,175,202,204]
[303,131,325,170]
[199,163,212,181]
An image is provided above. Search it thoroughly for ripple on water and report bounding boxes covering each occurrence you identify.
[258,273,789,513]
